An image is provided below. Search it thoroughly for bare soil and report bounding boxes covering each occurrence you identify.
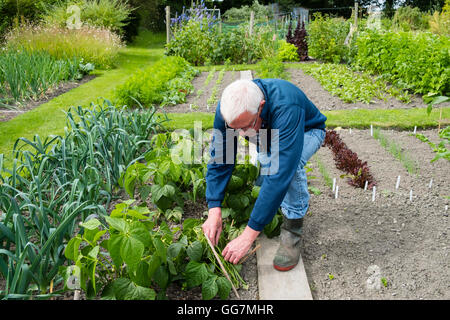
[303,128,449,299]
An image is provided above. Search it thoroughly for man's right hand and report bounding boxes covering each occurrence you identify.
[202,207,222,246]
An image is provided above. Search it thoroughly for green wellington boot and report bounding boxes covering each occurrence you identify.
[273,217,304,271]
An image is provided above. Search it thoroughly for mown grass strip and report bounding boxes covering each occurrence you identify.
[163,107,449,131]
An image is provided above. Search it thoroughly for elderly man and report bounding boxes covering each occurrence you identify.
[202,78,327,271]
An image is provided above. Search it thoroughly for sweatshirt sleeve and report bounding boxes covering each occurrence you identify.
[247,105,305,231]
[205,103,237,209]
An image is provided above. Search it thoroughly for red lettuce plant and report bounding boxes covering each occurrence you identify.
[323,130,376,189]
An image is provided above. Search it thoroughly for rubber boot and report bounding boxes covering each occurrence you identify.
[273,217,303,271]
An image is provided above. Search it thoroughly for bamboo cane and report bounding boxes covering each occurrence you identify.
[239,244,261,264]
[205,236,240,299]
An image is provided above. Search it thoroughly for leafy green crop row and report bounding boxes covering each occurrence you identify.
[114,56,199,108]
[353,30,450,97]
[297,62,411,104]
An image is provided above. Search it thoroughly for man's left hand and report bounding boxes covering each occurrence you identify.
[222,226,260,264]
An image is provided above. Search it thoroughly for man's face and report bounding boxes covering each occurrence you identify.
[226,100,265,137]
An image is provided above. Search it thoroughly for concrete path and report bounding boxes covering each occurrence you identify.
[256,234,313,300]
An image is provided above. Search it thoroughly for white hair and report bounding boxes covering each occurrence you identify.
[220,79,264,124]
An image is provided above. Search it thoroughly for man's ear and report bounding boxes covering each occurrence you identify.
[259,100,266,113]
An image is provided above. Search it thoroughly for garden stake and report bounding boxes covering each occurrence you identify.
[372,186,376,202]
[332,177,336,192]
[429,179,433,189]
[370,125,373,136]
[409,190,413,202]
[239,244,261,264]
[364,181,368,191]
[395,175,401,190]
[205,236,240,299]
[349,128,352,134]
[335,185,339,199]
[413,126,417,134]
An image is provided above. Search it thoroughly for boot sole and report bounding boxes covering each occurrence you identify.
[273,263,297,272]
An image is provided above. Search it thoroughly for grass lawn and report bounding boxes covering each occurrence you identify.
[0,30,166,167]
[163,107,449,131]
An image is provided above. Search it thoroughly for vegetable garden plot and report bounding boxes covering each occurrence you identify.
[166,70,238,114]
[287,67,438,111]
[301,128,449,300]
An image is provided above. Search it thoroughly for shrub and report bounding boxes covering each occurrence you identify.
[429,0,450,36]
[306,13,350,63]
[41,0,133,36]
[255,56,289,80]
[392,6,430,31]
[276,40,299,62]
[353,29,450,96]
[4,23,123,69]
[114,56,199,107]
[223,0,271,22]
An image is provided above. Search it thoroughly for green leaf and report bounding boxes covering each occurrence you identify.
[101,282,116,300]
[227,175,244,191]
[147,255,161,279]
[202,275,218,300]
[120,236,144,270]
[187,240,203,262]
[167,242,185,259]
[108,234,124,269]
[139,185,152,202]
[88,246,100,259]
[129,221,152,247]
[130,261,151,287]
[113,278,156,300]
[185,261,209,288]
[65,236,82,261]
[251,186,261,199]
[80,218,101,230]
[151,184,176,203]
[126,209,149,220]
[216,276,232,300]
[153,265,169,289]
[153,237,167,262]
[104,216,126,233]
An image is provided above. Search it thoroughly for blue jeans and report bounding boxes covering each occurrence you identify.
[255,128,326,219]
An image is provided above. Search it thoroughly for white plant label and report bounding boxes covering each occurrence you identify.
[395,175,401,190]
[372,186,376,201]
[332,177,336,192]
[67,5,82,30]
[428,178,433,188]
[409,190,413,202]
[364,180,368,191]
[335,185,339,199]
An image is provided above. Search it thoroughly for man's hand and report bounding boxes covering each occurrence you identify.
[202,207,222,246]
[222,226,260,264]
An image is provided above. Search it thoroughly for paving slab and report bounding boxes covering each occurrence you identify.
[256,234,313,300]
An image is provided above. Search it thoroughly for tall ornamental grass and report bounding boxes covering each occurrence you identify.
[4,23,123,69]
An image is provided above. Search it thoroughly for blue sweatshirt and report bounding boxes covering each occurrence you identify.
[205,78,327,231]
